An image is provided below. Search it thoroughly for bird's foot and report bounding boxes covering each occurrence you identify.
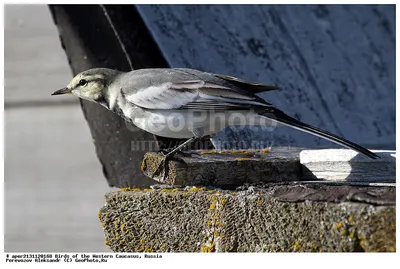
[151,157,169,182]
[152,136,197,182]
[151,153,185,182]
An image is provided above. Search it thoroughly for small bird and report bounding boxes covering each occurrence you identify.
[52,68,379,180]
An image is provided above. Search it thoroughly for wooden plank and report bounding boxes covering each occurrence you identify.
[141,148,302,187]
[142,148,395,186]
[286,181,395,187]
[300,149,396,182]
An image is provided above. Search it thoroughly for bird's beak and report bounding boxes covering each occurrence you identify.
[51,87,72,96]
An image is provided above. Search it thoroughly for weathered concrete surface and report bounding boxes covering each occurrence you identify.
[99,185,395,252]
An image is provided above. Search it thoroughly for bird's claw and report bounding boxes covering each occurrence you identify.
[151,153,188,182]
[151,156,168,182]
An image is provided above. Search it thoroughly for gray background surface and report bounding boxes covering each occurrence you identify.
[5,5,112,252]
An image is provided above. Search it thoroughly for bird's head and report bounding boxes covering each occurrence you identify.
[52,68,121,102]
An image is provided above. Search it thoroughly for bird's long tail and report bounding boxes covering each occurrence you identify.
[259,108,379,159]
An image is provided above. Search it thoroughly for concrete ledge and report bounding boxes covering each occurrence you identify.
[98,184,395,252]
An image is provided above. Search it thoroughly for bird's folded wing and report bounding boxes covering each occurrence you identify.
[214,74,279,93]
[122,70,272,110]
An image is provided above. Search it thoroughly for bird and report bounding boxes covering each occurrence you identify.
[52,67,379,180]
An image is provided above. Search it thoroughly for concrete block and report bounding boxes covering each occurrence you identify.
[99,185,395,252]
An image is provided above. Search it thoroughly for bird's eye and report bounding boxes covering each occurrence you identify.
[78,79,88,86]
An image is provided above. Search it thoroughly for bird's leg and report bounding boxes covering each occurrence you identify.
[152,129,204,182]
[154,135,179,155]
[156,141,182,156]
[151,136,197,181]
[158,148,172,156]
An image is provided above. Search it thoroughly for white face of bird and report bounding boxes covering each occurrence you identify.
[52,73,106,102]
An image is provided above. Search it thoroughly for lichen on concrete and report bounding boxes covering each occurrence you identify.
[98,185,395,252]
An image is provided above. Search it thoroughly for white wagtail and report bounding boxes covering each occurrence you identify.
[52,68,379,180]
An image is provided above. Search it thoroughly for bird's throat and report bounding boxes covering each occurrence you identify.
[94,95,110,110]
